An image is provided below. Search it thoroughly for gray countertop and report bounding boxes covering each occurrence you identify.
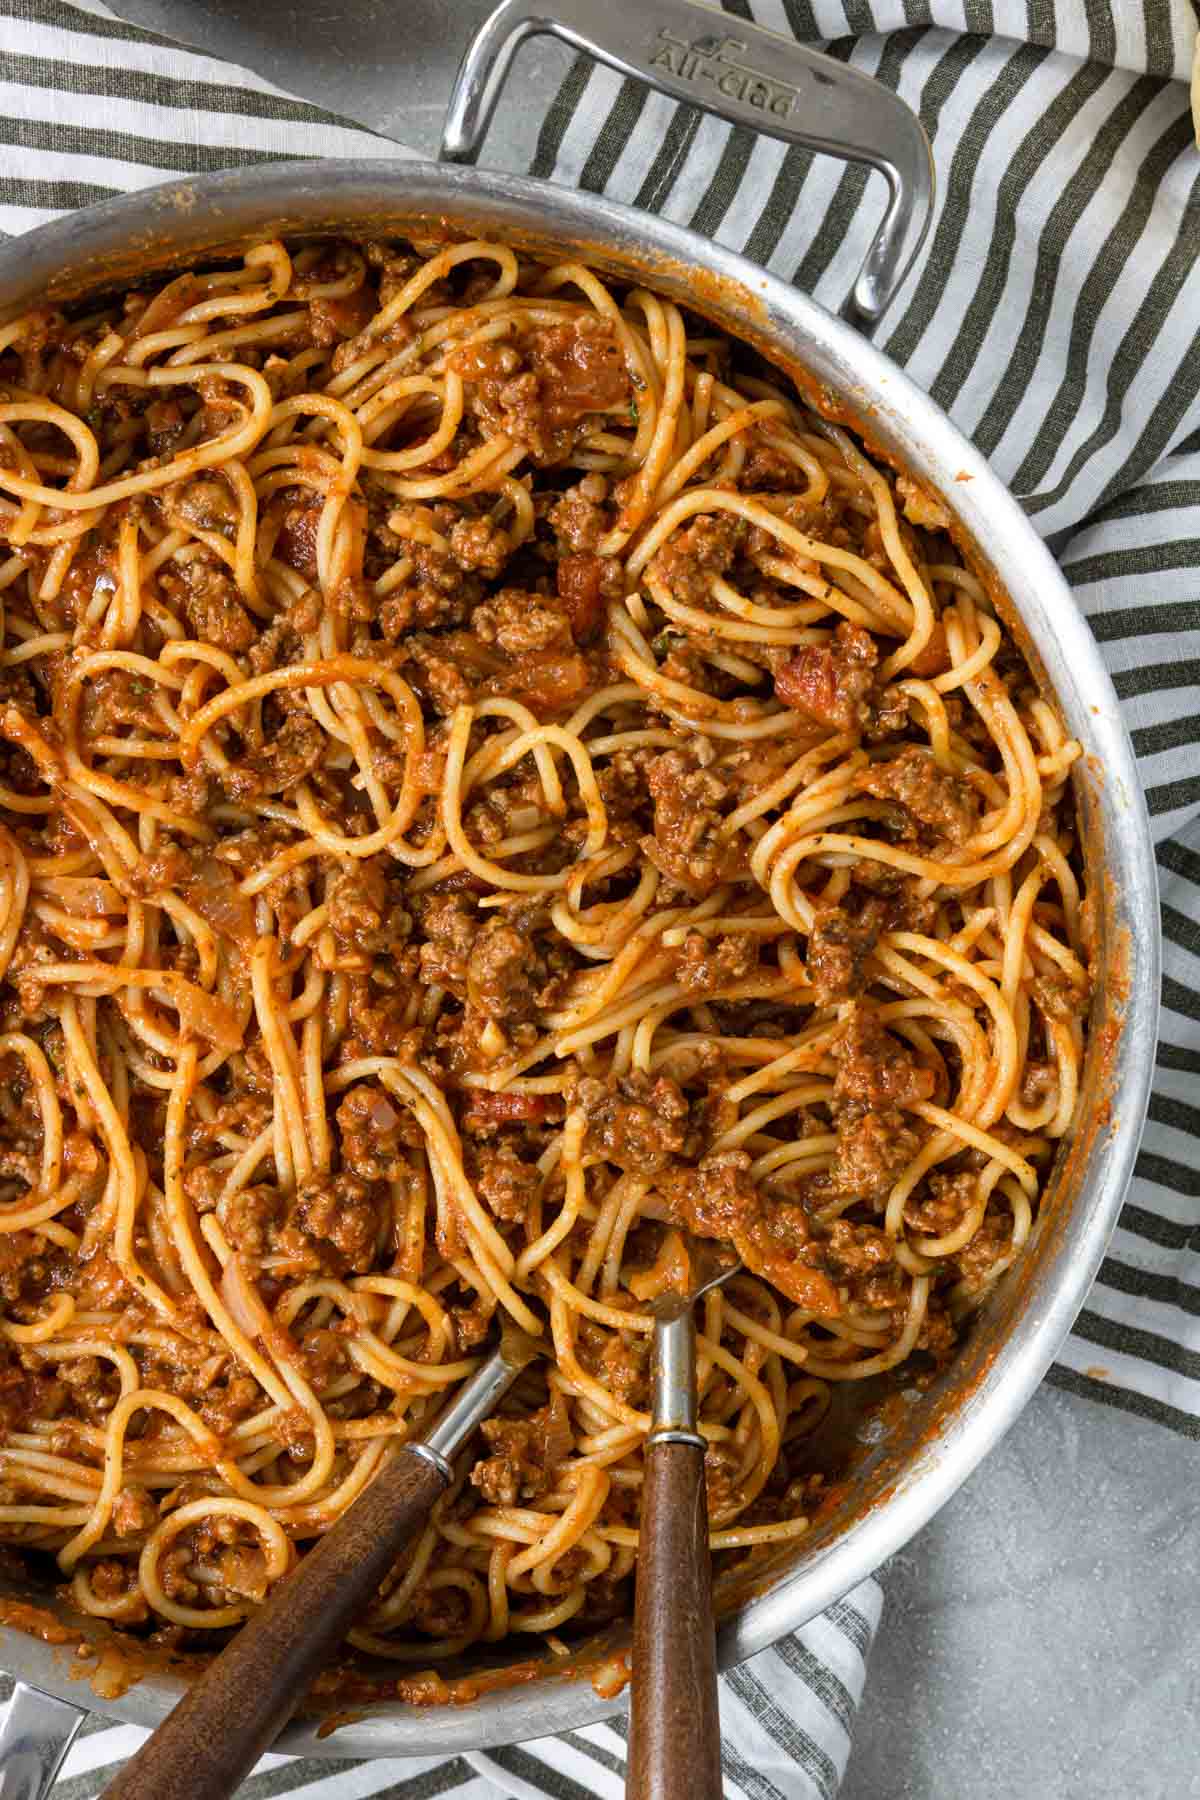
[94,4,1200,1791]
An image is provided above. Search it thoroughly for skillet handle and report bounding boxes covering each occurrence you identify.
[0,1681,85,1800]
[440,0,934,331]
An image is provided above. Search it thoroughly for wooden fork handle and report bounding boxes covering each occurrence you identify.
[629,1435,723,1800]
[104,1448,447,1800]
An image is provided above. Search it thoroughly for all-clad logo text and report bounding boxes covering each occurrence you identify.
[649,29,799,117]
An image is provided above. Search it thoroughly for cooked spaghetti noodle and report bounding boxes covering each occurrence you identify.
[0,236,1089,1660]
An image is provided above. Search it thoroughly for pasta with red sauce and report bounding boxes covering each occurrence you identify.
[0,235,1089,1660]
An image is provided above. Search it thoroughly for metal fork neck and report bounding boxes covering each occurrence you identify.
[649,1308,701,1442]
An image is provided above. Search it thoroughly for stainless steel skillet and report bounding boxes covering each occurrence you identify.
[0,0,1159,1786]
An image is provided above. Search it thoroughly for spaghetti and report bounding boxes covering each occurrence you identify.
[0,236,1089,1660]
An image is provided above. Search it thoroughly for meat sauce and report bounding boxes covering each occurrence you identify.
[0,233,1090,1672]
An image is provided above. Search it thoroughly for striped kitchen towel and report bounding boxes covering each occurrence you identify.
[0,0,1198,1797]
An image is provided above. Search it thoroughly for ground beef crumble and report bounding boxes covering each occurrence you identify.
[470,1396,572,1505]
[775,621,878,731]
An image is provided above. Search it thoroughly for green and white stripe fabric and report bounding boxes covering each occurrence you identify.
[0,0,406,234]
[1,0,1198,1793]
